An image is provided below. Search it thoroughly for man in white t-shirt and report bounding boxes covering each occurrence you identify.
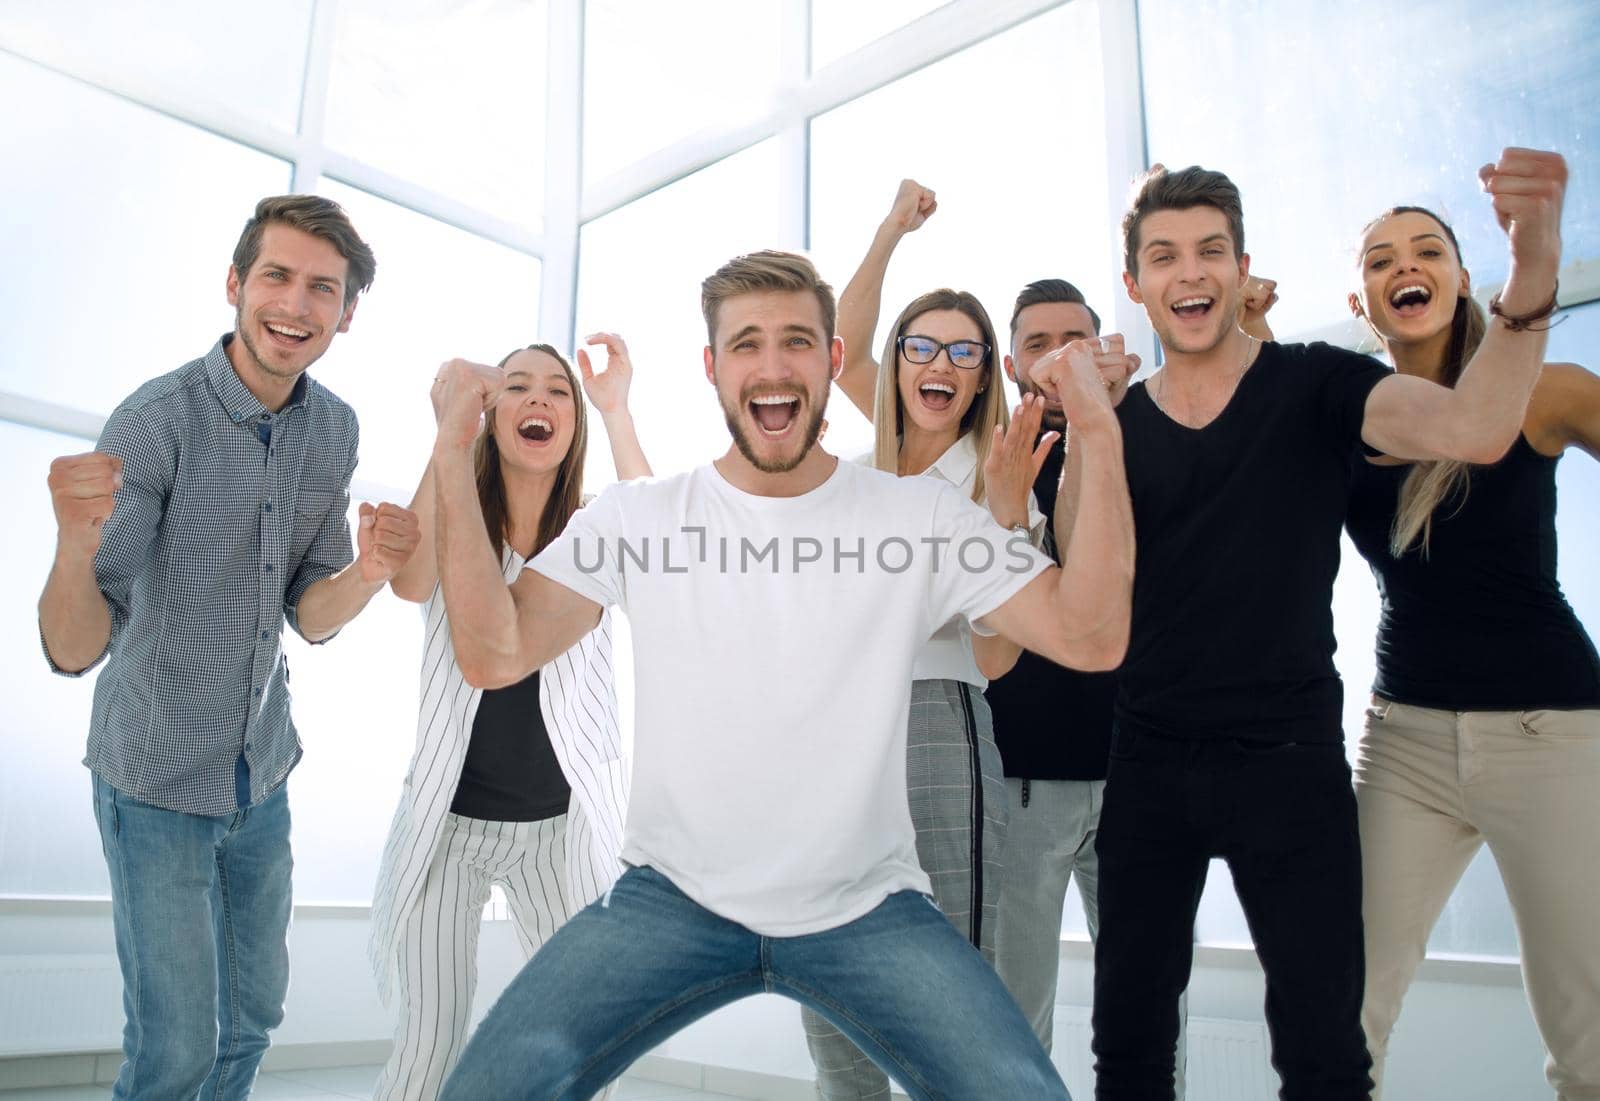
[429,250,1134,1100]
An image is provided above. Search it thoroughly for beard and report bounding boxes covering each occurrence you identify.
[720,383,827,474]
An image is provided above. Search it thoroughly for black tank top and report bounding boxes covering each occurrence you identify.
[1345,435,1600,710]
[450,669,572,822]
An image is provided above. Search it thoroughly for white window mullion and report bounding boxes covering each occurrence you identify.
[1098,0,1156,368]
[0,41,305,168]
[580,0,1064,225]
[290,0,340,192]
[539,0,584,352]
[778,0,812,252]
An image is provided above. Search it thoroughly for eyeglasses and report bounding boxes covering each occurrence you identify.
[897,334,990,370]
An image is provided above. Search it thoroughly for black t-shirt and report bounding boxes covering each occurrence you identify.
[1346,434,1600,711]
[1115,341,1387,743]
[450,669,572,822]
[985,437,1117,780]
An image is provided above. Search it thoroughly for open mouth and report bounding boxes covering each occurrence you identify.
[517,415,554,442]
[1388,283,1433,318]
[749,393,800,437]
[263,321,312,348]
[918,379,956,412]
[1170,296,1214,322]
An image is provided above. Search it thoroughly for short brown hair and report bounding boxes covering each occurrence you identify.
[1008,278,1101,343]
[700,250,836,347]
[1122,165,1245,277]
[232,194,376,307]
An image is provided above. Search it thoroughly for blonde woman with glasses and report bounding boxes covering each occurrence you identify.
[798,179,1120,1099]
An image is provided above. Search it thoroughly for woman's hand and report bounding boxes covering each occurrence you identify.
[984,393,1057,530]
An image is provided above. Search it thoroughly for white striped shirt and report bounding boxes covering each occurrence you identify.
[368,547,628,1003]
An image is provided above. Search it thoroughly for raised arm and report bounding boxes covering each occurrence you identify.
[979,340,1136,671]
[579,331,653,479]
[972,394,1060,679]
[834,178,938,418]
[1362,148,1567,462]
[431,358,602,688]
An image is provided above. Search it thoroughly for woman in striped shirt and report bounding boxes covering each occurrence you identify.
[368,335,649,1101]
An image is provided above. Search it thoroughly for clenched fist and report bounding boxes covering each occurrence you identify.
[884,178,937,236]
[431,358,506,452]
[356,501,421,585]
[48,452,123,560]
[1479,147,1567,310]
[1030,336,1139,430]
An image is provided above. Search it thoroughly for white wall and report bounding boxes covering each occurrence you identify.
[0,901,1551,1099]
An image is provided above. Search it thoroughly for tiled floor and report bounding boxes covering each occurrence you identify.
[0,1064,761,1100]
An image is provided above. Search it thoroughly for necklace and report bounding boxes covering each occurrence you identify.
[1153,336,1259,423]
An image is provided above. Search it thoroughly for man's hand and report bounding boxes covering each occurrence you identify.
[48,452,123,561]
[432,358,505,452]
[984,394,1058,530]
[1030,336,1138,428]
[884,178,937,236]
[355,502,421,585]
[1481,148,1566,311]
[577,332,635,416]
[1239,275,1278,341]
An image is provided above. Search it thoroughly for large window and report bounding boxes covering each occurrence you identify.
[325,0,550,227]
[1138,0,1600,341]
[3,0,1595,968]
[0,421,111,896]
[0,0,313,129]
[581,0,785,186]
[575,139,787,482]
[810,0,950,70]
[0,1,550,906]
[314,181,542,490]
[0,52,291,412]
[809,0,1113,461]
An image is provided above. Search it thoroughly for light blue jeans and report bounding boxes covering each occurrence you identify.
[441,865,1070,1100]
[92,773,293,1100]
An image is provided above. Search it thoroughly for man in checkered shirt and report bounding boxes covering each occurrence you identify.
[39,195,420,1100]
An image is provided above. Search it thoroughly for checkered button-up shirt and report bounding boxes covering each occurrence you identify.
[47,335,360,815]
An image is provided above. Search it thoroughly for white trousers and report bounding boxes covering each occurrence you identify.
[373,812,615,1101]
[1356,698,1600,1101]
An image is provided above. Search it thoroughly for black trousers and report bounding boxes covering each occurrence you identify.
[1091,727,1373,1101]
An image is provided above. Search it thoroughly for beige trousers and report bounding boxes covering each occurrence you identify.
[1355,697,1600,1101]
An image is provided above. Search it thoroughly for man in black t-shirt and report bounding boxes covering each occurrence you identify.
[1090,151,1566,1101]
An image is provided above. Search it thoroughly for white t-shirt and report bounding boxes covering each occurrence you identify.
[529,458,1050,935]
[855,434,1047,687]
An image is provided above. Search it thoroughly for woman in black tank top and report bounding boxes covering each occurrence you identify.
[1345,205,1600,1098]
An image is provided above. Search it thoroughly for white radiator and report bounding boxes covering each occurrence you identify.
[1052,1007,1279,1101]
[0,954,124,1056]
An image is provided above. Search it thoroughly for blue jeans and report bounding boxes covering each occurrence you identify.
[92,773,293,1100]
[442,865,1069,1100]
